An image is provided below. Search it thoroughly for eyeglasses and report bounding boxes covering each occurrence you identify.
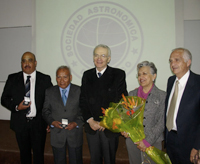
[94,54,108,58]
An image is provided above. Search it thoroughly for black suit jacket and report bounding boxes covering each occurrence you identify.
[80,66,128,138]
[1,71,53,133]
[165,71,200,154]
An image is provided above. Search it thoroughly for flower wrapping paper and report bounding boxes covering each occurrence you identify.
[100,95,171,164]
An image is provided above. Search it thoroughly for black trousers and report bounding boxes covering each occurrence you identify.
[15,118,46,164]
[166,130,191,164]
[52,142,83,164]
[86,131,119,164]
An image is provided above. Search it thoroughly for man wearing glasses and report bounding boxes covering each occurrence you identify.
[80,44,128,164]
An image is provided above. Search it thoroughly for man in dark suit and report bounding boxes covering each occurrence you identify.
[80,44,128,164]
[1,52,52,164]
[42,66,84,164]
[165,48,200,163]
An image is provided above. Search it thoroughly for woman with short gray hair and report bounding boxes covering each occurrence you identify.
[122,61,166,164]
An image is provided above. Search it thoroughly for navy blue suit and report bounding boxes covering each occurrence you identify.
[165,71,200,163]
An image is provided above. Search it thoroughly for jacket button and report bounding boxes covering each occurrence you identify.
[146,101,148,103]
[143,125,145,127]
[144,117,146,119]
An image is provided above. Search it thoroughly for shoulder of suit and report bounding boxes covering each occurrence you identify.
[8,71,22,77]
[128,88,138,96]
[190,71,200,80]
[108,66,125,72]
[83,68,95,74]
[82,68,95,77]
[6,71,23,81]
[46,85,57,91]
[36,71,51,78]
[70,83,80,89]
[151,85,166,97]
[107,66,126,76]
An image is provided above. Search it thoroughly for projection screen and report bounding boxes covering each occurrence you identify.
[35,0,175,91]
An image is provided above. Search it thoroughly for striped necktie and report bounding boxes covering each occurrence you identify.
[25,76,31,114]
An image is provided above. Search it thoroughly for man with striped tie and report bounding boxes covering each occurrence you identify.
[1,52,52,164]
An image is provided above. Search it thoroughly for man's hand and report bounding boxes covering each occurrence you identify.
[135,140,147,152]
[51,121,62,129]
[98,123,105,131]
[46,125,51,133]
[190,148,198,163]
[17,100,31,110]
[88,118,105,131]
[65,122,77,130]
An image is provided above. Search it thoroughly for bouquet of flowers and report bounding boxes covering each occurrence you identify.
[100,94,171,164]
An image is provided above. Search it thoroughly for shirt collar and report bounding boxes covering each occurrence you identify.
[23,70,36,80]
[59,83,71,95]
[176,70,190,87]
[96,67,107,76]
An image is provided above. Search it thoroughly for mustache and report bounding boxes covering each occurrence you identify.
[24,65,31,69]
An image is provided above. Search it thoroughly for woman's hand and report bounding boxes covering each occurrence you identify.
[121,131,129,138]
[135,140,147,152]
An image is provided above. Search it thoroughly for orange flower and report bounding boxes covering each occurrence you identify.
[126,111,130,116]
[126,110,134,116]
[101,107,106,116]
[130,110,134,115]
[112,122,118,130]
[121,94,138,110]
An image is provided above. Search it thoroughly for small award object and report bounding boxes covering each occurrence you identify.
[61,119,68,129]
[23,96,30,106]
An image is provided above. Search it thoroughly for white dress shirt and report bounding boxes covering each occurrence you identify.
[96,67,107,78]
[167,70,190,130]
[23,71,36,117]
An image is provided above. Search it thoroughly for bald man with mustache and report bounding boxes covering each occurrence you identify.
[1,52,53,164]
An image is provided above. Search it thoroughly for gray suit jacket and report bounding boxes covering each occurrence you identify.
[129,85,166,145]
[42,84,84,148]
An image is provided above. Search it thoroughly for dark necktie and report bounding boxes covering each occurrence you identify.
[166,80,179,131]
[98,72,102,78]
[62,89,67,106]
[25,76,31,114]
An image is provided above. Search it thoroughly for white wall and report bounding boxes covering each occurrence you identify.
[0,0,200,120]
[183,0,200,74]
[0,0,33,120]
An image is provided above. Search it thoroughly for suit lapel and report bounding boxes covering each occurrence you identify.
[16,72,26,98]
[35,72,40,108]
[177,72,195,118]
[167,77,176,99]
[54,85,64,106]
[66,84,74,107]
